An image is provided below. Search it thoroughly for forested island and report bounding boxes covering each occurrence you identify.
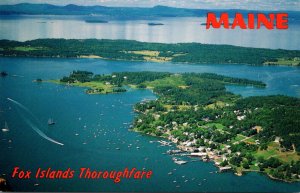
[54,70,300,182]
[85,19,108,23]
[148,23,164,26]
[1,39,300,66]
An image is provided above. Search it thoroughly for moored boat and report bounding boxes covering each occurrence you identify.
[48,118,55,125]
[2,122,9,132]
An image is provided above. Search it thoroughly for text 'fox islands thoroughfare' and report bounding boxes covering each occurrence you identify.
[12,167,153,183]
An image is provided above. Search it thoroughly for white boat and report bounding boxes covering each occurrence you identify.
[48,118,55,125]
[174,160,187,165]
[158,140,171,146]
[2,122,9,132]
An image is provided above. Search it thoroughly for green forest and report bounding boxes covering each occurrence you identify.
[1,39,300,66]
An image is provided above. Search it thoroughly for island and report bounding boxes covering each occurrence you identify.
[1,39,300,66]
[33,78,43,83]
[148,23,164,26]
[85,19,108,23]
[53,70,300,182]
[0,71,8,77]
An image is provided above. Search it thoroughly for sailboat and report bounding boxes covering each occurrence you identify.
[2,122,9,132]
[48,118,55,125]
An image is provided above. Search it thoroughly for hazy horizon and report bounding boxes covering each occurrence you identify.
[0,0,300,11]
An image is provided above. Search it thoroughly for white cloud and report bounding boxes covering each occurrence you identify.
[0,0,299,11]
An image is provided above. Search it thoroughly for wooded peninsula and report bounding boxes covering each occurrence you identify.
[1,39,300,66]
[54,71,300,182]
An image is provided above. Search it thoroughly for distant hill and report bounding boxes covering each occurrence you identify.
[1,3,300,21]
[0,3,202,18]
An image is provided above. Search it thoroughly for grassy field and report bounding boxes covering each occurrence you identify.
[126,50,173,62]
[205,123,226,130]
[264,57,300,66]
[131,50,160,57]
[254,142,300,163]
[244,137,256,144]
[49,80,113,94]
[205,101,227,109]
[163,104,192,111]
[143,56,172,62]
[71,81,113,94]
[12,46,45,51]
[145,75,185,88]
[231,134,247,144]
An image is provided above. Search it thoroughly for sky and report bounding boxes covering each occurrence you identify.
[0,0,299,11]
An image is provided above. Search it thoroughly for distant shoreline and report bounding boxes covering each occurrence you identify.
[1,39,299,66]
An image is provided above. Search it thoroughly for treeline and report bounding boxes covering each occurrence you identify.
[94,71,172,86]
[60,70,93,83]
[1,39,299,65]
[184,73,266,87]
[232,96,300,151]
[154,84,234,105]
[258,158,300,181]
[60,71,171,84]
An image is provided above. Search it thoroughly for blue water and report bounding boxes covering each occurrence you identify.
[1,16,300,50]
[0,57,300,192]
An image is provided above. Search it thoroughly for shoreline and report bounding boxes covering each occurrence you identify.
[132,109,300,183]
[1,55,300,67]
[132,128,300,183]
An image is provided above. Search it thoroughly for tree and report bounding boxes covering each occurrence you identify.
[220,160,229,167]
[257,156,265,163]
[242,161,250,169]
[230,156,242,167]
[260,143,268,150]
[266,157,281,168]
[245,153,255,163]
[258,163,265,171]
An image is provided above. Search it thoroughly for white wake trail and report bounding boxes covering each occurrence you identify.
[7,97,64,146]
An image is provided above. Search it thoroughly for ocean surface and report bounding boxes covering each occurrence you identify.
[0,15,300,50]
[0,57,300,192]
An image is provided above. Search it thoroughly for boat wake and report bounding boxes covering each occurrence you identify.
[7,98,64,146]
